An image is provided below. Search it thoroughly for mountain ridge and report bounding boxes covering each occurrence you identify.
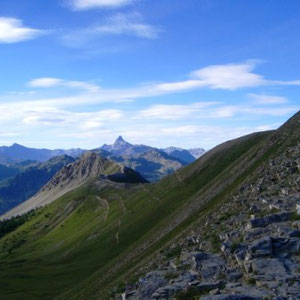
[0,155,75,216]
[0,152,147,220]
[0,138,205,182]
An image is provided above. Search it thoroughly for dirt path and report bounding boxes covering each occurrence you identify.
[96,196,109,221]
[115,220,121,244]
[174,171,182,183]
[114,194,127,215]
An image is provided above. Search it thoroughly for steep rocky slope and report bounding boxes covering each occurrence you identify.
[118,113,300,299]
[0,152,146,220]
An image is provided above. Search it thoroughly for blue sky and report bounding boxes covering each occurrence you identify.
[0,0,299,150]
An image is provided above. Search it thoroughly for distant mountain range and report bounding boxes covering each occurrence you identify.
[0,137,205,182]
[0,155,75,215]
[101,136,204,161]
[0,143,84,165]
[97,136,205,181]
[0,137,204,215]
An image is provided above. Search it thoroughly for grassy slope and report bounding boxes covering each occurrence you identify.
[0,128,288,300]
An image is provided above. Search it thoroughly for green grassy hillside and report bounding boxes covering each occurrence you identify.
[0,112,298,300]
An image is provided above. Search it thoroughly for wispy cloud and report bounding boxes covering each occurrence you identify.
[94,13,160,39]
[1,61,299,149]
[28,77,100,92]
[139,102,219,120]
[155,62,266,92]
[0,17,46,43]
[18,62,300,108]
[67,0,134,10]
[139,102,298,120]
[0,102,123,129]
[249,93,288,104]
[62,12,160,47]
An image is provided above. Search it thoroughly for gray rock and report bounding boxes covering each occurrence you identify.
[226,268,243,281]
[193,252,226,280]
[251,258,288,280]
[151,284,180,299]
[296,204,300,215]
[292,220,300,229]
[272,237,300,257]
[129,271,168,299]
[246,212,292,229]
[189,280,224,292]
[247,236,273,258]
[276,225,300,237]
[202,295,261,300]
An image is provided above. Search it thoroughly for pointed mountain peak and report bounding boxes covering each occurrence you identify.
[115,136,126,144]
[11,143,25,148]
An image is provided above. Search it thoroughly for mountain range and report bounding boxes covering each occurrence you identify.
[0,155,75,215]
[0,112,299,299]
[0,137,203,216]
[0,137,205,182]
[0,143,84,164]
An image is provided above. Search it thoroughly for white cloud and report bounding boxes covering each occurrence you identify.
[28,77,100,92]
[155,62,266,93]
[68,0,134,10]
[21,107,123,127]
[192,63,266,90]
[139,102,218,120]
[243,106,298,117]
[4,62,299,112]
[0,17,45,43]
[80,120,103,130]
[94,13,160,39]
[62,13,160,46]
[24,63,300,108]
[249,93,288,104]
[28,78,63,88]
[139,102,298,120]
[213,106,239,118]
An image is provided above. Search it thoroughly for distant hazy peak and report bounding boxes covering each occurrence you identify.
[113,136,132,147]
[11,143,23,148]
[115,136,126,143]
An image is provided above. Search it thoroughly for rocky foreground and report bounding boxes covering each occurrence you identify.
[118,143,300,299]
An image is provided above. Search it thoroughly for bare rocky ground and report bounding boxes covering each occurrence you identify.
[117,143,300,299]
